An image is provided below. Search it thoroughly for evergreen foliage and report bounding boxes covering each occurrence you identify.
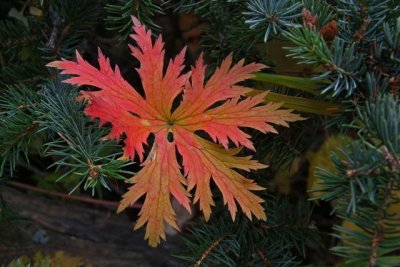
[313,93,400,265]
[0,0,113,191]
[105,0,164,42]
[39,80,133,195]
[244,0,302,42]
[0,86,40,176]
[177,195,319,266]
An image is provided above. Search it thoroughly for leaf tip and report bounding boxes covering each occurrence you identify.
[130,15,141,27]
[259,212,267,221]
[46,60,61,68]
[116,204,126,214]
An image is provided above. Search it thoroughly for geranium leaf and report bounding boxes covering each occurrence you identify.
[48,16,303,247]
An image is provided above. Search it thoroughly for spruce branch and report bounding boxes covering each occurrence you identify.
[0,20,39,50]
[38,79,133,195]
[337,0,393,44]
[368,179,396,266]
[105,0,164,42]
[358,94,400,157]
[176,221,240,267]
[243,0,302,42]
[312,92,400,265]
[0,62,47,87]
[284,26,365,96]
[176,196,319,266]
[40,0,100,59]
[284,26,331,65]
[0,86,42,176]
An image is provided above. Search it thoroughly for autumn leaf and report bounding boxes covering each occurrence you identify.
[48,16,303,247]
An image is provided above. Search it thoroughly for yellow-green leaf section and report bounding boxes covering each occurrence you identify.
[248,90,342,116]
[252,72,324,95]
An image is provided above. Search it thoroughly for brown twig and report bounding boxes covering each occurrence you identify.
[257,249,270,266]
[368,147,400,266]
[368,179,395,267]
[195,236,224,267]
[6,181,142,209]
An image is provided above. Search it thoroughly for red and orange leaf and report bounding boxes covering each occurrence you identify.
[118,132,191,246]
[174,129,266,221]
[48,16,303,247]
